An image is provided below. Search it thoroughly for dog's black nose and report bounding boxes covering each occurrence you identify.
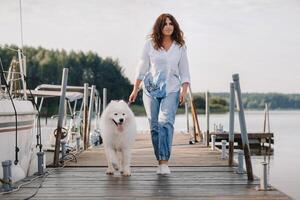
[119,118,124,123]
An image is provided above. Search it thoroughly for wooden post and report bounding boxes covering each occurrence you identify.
[83,83,89,150]
[232,74,254,181]
[191,101,200,142]
[53,68,68,167]
[228,83,235,166]
[188,85,202,142]
[87,85,96,147]
[205,91,210,146]
[185,101,189,134]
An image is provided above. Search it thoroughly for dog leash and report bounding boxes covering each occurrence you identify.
[127,101,132,107]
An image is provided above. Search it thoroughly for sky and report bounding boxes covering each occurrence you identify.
[0,0,300,93]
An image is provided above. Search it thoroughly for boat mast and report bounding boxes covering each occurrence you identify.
[19,0,24,50]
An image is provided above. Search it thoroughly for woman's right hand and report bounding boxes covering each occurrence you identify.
[129,79,142,103]
[129,89,139,103]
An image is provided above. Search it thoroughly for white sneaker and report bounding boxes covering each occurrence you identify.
[156,165,161,175]
[160,164,171,175]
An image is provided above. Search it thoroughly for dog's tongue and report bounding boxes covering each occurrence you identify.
[117,124,124,132]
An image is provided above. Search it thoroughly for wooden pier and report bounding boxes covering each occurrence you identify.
[209,131,274,149]
[1,132,291,200]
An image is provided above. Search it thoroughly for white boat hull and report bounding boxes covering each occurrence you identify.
[0,99,37,182]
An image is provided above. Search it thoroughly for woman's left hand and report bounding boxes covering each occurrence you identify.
[179,91,187,106]
[179,82,189,106]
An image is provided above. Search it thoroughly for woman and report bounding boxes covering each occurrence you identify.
[129,13,191,175]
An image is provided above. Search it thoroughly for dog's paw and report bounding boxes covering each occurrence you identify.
[106,168,114,175]
[122,170,131,176]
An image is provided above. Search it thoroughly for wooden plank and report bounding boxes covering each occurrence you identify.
[1,133,291,200]
[65,133,229,167]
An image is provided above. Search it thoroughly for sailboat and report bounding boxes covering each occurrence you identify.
[0,50,38,182]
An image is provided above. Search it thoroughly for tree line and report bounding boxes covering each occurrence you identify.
[197,92,300,110]
[0,45,134,115]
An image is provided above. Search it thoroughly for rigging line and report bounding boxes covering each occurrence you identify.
[24,75,43,152]
[0,58,5,73]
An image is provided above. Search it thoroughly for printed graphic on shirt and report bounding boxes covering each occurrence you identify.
[143,69,167,98]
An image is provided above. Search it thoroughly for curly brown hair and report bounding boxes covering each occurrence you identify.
[150,13,185,50]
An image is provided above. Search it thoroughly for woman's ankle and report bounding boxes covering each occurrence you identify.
[158,160,168,165]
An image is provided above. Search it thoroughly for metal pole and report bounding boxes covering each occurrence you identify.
[232,74,254,181]
[266,103,270,133]
[76,136,81,152]
[83,83,89,150]
[37,152,44,175]
[1,160,12,191]
[221,140,226,159]
[260,162,268,190]
[67,100,73,116]
[103,88,107,112]
[73,99,77,116]
[205,91,210,146]
[17,49,27,100]
[221,140,227,159]
[211,135,216,150]
[229,83,235,166]
[79,100,83,118]
[23,55,26,80]
[87,85,96,147]
[236,150,244,174]
[53,68,68,167]
[38,97,44,113]
[61,140,66,159]
[96,96,101,130]
[64,99,67,126]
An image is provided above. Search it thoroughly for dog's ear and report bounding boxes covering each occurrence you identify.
[120,100,131,107]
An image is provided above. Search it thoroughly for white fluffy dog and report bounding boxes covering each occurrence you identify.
[100,100,137,176]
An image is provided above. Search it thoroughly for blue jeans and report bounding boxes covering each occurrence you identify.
[143,91,180,161]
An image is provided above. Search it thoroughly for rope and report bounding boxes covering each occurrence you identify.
[0,178,11,184]
[0,149,84,198]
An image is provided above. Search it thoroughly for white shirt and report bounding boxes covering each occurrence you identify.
[135,39,191,95]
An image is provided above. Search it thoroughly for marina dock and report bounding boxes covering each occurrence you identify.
[209,131,274,148]
[1,132,291,200]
